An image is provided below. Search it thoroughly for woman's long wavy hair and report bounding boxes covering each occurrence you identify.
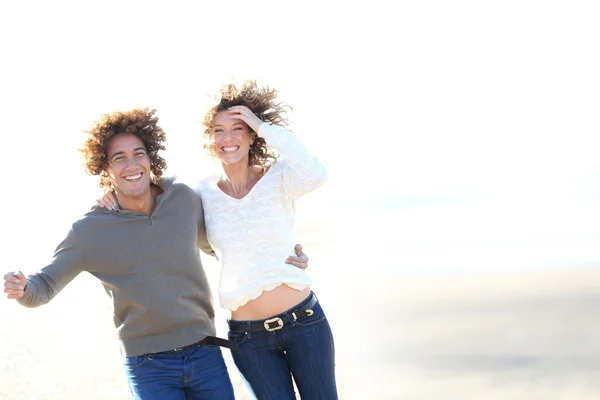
[202,80,291,170]
[79,107,167,189]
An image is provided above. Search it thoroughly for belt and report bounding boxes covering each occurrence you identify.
[228,294,318,333]
[174,335,237,351]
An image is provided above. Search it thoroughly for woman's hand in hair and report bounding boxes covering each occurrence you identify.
[227,105,264,133]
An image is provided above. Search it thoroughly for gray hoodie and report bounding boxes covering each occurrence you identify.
[18,177,216,357]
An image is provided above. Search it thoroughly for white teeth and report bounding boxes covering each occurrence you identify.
[124,173,142,181]
[222,146,239,153]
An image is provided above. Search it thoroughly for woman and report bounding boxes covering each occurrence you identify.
[197,80,337,399]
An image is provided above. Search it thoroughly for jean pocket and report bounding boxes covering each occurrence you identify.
[123,354,152,369]
[228,330,249,347]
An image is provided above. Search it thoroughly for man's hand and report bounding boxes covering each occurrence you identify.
[286,244,309,270]
[4,271,27,299]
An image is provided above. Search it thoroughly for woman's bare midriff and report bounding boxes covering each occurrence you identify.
[231,285,311,321]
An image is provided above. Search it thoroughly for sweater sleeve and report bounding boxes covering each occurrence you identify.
[17,227,86,308]
[258,123,327,198]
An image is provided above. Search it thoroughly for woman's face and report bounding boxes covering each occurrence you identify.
[211,110,254,166]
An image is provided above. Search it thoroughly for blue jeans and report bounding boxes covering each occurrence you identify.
[123,342,235,399]
[228,293,338,399]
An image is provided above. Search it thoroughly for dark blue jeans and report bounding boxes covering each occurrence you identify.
[123,342,235,399]
[228,293,338,399]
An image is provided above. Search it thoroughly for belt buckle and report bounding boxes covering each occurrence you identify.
[264,317,284,331]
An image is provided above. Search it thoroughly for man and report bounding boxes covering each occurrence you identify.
[3,107,308,399]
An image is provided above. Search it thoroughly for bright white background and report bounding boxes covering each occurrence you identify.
[1,1,599,277]
[1,1,600,398]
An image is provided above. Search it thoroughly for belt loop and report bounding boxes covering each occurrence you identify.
[246,322,252,339]
[285,312,297,326]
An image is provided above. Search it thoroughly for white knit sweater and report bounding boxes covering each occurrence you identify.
[196,123,327,311]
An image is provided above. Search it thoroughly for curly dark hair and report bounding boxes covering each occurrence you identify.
[202,80,291,169]
[79,107,167,189]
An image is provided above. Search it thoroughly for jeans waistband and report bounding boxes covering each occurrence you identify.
[173,335,237,351]
[228,292,318,333]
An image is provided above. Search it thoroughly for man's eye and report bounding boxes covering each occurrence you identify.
[114,157,124,162]
[135,152,146,157]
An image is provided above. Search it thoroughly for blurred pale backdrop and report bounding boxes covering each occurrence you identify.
[1,1,599,399]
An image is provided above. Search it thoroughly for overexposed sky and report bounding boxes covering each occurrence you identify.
[1,1,599,272]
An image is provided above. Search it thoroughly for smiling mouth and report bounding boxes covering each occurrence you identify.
[222,146,240,153]
[123,173,142,181]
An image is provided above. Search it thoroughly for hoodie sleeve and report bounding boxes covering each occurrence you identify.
[17,226,86,308]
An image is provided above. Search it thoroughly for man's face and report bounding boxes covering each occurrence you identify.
[105,133,152,199]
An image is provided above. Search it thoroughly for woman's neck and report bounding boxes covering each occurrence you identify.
[219,163,262,199]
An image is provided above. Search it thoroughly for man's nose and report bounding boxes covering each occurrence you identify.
[125,156,139,168]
